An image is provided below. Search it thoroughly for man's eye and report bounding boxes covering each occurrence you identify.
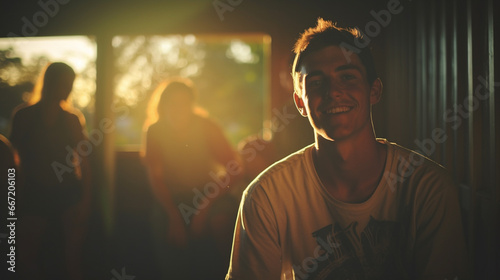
[341,74,356,81]
[307,79,324,88]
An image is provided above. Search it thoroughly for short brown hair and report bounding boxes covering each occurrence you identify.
[292,18,378,95]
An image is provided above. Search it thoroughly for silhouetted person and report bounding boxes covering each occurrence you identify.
[0,133,18,267]
[142,77,243,280]
[226,19,470,280]
[9,62,91,280]
[0,133,16,164]
[0,133,17,182]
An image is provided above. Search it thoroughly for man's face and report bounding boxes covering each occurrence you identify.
[294,45,381,142]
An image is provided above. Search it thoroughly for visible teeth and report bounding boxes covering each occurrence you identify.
[327,107,351,114]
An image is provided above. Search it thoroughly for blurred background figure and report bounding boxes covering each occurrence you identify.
[237,54,314,182]
[0,133,17,177]
[9,62,91,280]
[0,133,18,261]
[142,77,243,280]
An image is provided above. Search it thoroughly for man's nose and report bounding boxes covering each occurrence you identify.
[325,80,344,99]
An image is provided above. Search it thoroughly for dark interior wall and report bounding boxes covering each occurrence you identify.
[379,0,500,278]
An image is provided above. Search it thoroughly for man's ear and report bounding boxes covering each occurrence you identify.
[293,90,307,117]
[370,78,383,105]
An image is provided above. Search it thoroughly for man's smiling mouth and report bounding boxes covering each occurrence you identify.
[325,106,352,114]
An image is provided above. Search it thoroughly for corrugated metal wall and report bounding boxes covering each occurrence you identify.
[383,0,499,278]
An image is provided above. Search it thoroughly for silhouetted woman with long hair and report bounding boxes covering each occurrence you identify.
[10,62,91,280]
[142,77,242,280]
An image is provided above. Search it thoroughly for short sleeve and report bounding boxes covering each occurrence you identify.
[413,169,471,279]
[226,186,282,280]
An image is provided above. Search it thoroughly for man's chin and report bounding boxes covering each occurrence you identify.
[316,130,350,143]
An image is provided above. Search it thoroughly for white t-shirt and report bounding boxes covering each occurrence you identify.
[226,139,469,280]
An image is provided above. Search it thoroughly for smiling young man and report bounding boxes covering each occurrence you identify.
[226,19,470,280]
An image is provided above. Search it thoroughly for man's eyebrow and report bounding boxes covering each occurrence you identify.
[303,64,363,79]
[304,70,324,78]
[335,64,363,73]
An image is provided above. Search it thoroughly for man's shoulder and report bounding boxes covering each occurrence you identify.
[147,121,167,136]
[12,103,36,118]
[386,140,448,174]
[243,144,315,199]
[62,105,85,126]
[256,144,314,181]
[383,139,455,193]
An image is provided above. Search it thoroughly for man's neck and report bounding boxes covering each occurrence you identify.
[313,132,387,203]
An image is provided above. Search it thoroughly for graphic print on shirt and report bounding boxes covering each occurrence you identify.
[294,216,402,280]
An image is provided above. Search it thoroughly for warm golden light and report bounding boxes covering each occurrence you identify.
[112,34,270,148]
[0,36,96,135]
